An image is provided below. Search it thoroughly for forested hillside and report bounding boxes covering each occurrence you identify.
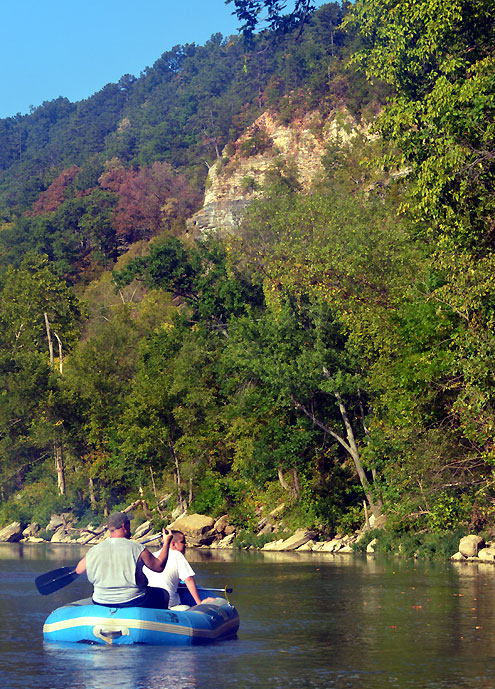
[0,0,493,546]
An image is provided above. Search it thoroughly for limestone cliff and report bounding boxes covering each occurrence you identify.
[188,108,364,237]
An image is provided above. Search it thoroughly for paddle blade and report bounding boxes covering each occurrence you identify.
[35,566,79,595]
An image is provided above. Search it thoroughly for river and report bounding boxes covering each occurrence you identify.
[1,543,495,688]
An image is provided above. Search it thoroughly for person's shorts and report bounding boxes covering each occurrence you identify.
[93,586,170,609]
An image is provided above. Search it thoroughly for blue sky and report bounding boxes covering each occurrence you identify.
[0,1,243,119]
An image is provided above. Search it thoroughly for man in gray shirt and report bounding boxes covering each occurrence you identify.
[76,511,173,608]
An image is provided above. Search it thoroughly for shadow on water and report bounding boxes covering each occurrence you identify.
[3,544,495,688]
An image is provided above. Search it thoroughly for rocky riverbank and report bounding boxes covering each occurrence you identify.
[450,535,495,563]
[0,512,492,563]
[0,510,362,553]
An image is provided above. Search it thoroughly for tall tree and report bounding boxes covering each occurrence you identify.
[0,253,83,495]
[226,0,316,37]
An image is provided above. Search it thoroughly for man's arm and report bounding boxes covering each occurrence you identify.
[139,529,173,573]
[75,555,86,575]
[184,575,216,605]
[184,575,202,606]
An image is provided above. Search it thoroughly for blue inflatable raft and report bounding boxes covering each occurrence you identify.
[43,587,239,645]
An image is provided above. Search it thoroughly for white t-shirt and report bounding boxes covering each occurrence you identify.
[143,549,196,607]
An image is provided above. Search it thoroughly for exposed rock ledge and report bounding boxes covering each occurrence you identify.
[188,108,366,237]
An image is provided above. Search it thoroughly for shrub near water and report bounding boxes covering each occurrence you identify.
[233,530,290,550]
[354,528,467,559]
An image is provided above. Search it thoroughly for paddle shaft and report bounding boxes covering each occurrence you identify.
[197,586,233,594]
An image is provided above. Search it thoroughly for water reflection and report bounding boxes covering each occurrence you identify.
[43,644,200,689]
[0,542,89,561]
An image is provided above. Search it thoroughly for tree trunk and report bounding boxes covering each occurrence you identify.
[364,500,370,529]
[292,467,300,499]
[54,441,65,495]
[45,313,67,495]
[333,392,382,518]
[88,476,97,510]
[169,440,185,513]
[150,466,165,517]
[278,467,290,491]
[44,312,54,369]
[291,394,382,518]
[54,331,63,375]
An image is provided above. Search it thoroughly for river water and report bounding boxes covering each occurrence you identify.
[1,543,495,689]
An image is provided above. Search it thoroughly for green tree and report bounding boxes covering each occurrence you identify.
[62,308,143,509]
[117,323,228,513]
[0,253,83,498]
[113,236,263,332]
[224,297,382,517]
[345,0,495,250]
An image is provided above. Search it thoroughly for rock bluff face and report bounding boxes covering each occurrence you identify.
[188,108,363,237]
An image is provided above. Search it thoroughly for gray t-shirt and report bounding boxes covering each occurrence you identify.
[86,537,146,604]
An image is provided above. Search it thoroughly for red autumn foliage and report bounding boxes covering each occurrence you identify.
[99,162,201,244]
[26,165,80,216]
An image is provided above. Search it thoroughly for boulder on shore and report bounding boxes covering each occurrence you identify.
[168,513,215,546]
[22,523,40,538]
[46,513,72,531]
[210,533,236,549]
[133,521,152,540]
[478,547,495,562]
[262,538,285,551]
[50,527,75,543]
[277,529,316,551]
[213,515,230,534]
[459,535,485,558]
[0,522,24,542]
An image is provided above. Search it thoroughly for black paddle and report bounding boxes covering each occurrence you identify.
[35,565,79,595]
[35,533,164,595]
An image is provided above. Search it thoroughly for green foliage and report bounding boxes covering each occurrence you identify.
[427,493,473,533]
[346,0,495,250]
[0,2,493,545]
[188,473,226,518]
[0,480,71,527]
[360,528,468,560]
[241,175,259,192]
[226,0,316,37]
[353,528,381,552]
[190,471,256,528]
[37,530,52,541]
[113,236,264,328]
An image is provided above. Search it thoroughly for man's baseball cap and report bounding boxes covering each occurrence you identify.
[107,511,131,530]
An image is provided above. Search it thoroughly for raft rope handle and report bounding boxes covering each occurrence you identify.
[224,586,231,605]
